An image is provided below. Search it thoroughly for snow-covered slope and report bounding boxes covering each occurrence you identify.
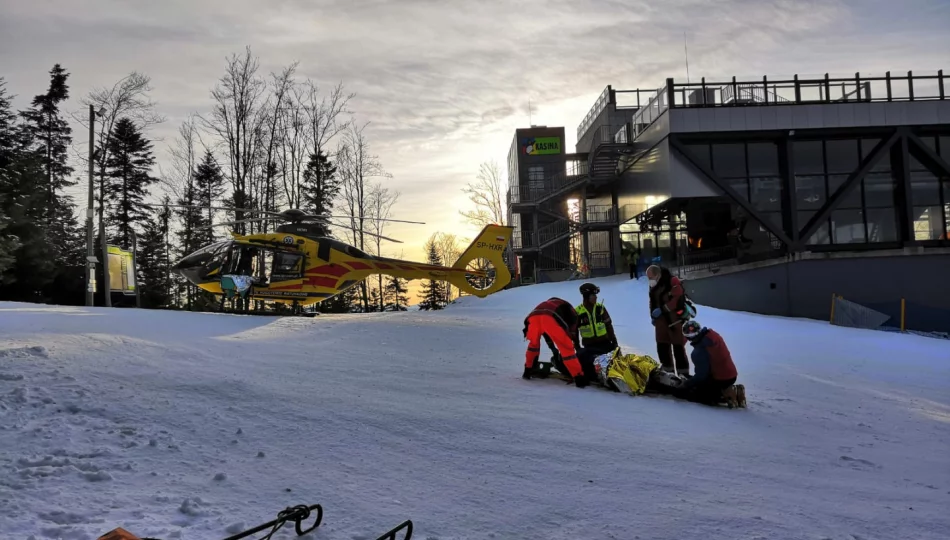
[1,276,948,540]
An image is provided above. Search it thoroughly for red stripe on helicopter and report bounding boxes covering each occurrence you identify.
[304,264,350,277]
[345,261,372,271]
[375,263,393,269]
[307,276,339,288]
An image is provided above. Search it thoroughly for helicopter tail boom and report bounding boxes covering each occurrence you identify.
[445,224,514,298]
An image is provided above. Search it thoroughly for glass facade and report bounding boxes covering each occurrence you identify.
[682,132,950,251]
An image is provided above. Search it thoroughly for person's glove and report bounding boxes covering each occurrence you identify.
[574,376,589,388]
[522,366,532,380]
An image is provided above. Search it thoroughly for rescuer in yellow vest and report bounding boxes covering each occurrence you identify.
[575,283,619,369]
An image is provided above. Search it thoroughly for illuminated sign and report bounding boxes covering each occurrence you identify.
[521,137,561,155]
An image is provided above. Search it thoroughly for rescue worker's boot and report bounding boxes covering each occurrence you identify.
[735,384,746,408]
[721,385,739,409]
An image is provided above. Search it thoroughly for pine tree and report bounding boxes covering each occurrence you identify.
[384,275,409,311]
[0,79,20,275]
[321,283,357,313]
[301,150,340,236]
[138,215,169,308]
[104,117,157,249]
[193,150,226,243]
[0,78,56,299]
[174,176,206,309]
[367,286,381,312]
[18,64,73,223]
[418,241,446,310]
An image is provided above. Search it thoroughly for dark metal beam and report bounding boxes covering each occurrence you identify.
[796,130,901,247]
[905,131,950,178]
[669,136,794,247]
[781,138,799,243]
[897,136,915,243]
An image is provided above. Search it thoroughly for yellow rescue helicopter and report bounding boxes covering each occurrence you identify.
[165,205,514,311]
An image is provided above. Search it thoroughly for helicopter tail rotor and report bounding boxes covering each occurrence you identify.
[443,224,514,298]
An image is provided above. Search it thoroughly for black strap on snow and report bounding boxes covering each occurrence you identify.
[221,503,323,540]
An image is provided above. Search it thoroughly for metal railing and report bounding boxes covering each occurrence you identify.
[589,251,612,269]
[585,205,618,225]
[506,161,590,205]
[669,71,946,108]
[576,86,612,142]
[624,70,947,146]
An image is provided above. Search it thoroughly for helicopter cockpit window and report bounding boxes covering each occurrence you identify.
[270,251,304,282]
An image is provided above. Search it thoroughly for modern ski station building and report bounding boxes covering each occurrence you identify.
[504,70,950,333]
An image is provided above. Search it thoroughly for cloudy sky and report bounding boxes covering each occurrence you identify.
[1,0,948,272]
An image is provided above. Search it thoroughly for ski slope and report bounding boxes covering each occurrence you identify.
[1,275,948,540]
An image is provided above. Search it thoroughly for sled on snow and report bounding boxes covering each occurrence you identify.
[530,348,747,409]
[97,503,413,540]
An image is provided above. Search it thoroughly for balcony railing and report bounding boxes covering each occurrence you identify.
[507,161,590,205]
[576,87,612,142]
[585,205,618,225]
[625,70,947,145]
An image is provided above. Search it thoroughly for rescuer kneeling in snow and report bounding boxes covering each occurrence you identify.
[673,320,745,407]
[575,282,619,365]
[522,297,590,388]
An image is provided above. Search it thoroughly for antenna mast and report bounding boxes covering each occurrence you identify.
[684,32,691,84]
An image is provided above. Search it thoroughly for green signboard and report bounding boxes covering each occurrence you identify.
[522,137,561,156]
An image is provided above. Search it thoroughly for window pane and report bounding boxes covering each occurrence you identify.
[799,213,830,244]
[831,209,866,244]
[728,177,749,201]
[750,176,782,212]
[712,143,747,178]
[828,174,862,209]
[918,136,937,154]
[939,136,950,158]
[793,141,824,175]
[864,172,897,208]
[684,143,712,170]
[826,139,859,173]
[910,171,941,205]
[861,138,891,172]
[912,206,945,240]
[795,175,826,211]
[747,142,779,176]
[866,208,899,242]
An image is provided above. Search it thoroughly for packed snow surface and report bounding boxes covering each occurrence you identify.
[1,275,948,540]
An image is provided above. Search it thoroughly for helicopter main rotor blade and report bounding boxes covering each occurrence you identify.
[197,217,272,230]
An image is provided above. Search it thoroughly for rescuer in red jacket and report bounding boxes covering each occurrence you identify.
[521,297,589,388]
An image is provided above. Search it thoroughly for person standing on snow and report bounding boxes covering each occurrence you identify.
[674,320,744,407]
[646,264,691,376]
[521,297,589,388]
[575,282,619,364]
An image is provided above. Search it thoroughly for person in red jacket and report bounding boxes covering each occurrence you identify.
[673,320,744,407]
[647,264,690,376]
[521,297,589,388]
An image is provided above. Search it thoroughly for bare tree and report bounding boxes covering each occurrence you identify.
[302,80,353,168]
[200,46,268,233]
[460,160,506,228]
[254,61,298,233]
[433,232,463,300]
[367,181,399,311]
[81,71,164,234]
[278,84,307,209]
[339,121,390,310]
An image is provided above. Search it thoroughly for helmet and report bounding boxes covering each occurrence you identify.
[683,320,703,339]
[579,283,599,296]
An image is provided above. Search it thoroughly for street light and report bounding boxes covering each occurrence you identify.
[86,104,108,307]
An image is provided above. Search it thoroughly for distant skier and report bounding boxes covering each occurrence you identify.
[575,282,619,365]
[522,297,589,387]
[673,320,745,407]
[647,264,691,376]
